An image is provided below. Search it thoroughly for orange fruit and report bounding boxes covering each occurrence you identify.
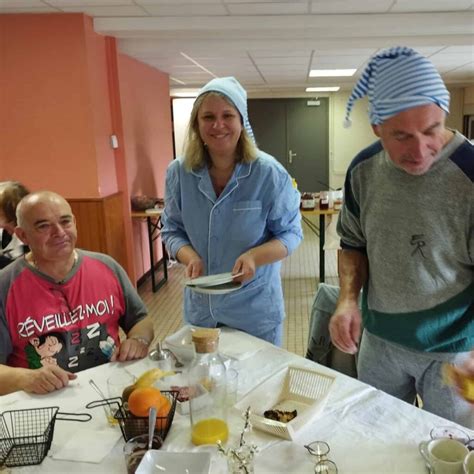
[128,387,164,417]
[128,387,172,430]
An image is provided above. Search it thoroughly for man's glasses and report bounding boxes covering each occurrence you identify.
[305,441,338,473]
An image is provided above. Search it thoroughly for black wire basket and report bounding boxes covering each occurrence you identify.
[86,390,179,442]
[0,406,91,468]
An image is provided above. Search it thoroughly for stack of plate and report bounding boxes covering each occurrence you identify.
[185,272,243,295]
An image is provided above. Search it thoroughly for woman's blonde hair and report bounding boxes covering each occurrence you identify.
[183,91,257,171]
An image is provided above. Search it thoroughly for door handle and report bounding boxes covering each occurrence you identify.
[288,150,297,164]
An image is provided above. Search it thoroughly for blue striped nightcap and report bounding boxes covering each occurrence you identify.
[197,76,255,143]
[344,46,450,128]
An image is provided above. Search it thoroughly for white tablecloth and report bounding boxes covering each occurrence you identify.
[1,329,472,473]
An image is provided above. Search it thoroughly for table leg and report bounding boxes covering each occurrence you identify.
[319,213,325,283]
[146,216,168,293]
[162,242,168,280]
[146,216,157,292]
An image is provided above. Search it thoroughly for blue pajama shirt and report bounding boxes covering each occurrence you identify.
[161,152,303,340]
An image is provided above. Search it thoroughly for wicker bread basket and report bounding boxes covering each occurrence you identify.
[234,365,335,440]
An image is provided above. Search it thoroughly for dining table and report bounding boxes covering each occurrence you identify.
[1,327,472,473]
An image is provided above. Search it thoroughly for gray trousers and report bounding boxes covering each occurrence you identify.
[359,330,473,429]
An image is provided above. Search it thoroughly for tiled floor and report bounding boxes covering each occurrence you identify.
[140,216,339,357]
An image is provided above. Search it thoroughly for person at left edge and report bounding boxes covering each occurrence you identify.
[161,77,303,346]
[0,181,29,269]
[0,191,154,395]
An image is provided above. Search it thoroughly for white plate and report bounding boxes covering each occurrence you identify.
[188,281,242,295]
[164,326,195,362]
[136,451,211,474]
[186,272,243,288]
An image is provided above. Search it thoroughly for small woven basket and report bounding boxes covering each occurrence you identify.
[235,366,335,440]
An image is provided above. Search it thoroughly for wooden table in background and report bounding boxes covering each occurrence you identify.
[301,207,339,283]
[131,210,168,292]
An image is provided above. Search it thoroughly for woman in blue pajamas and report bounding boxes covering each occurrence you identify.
[162,77,302,346]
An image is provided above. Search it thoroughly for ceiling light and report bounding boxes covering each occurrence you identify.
[309,69,356,77]
[305,87,340,92]
[172,91,199,98]
[170,76,186,85]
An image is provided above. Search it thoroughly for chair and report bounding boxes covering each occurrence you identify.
[305,283,359,378]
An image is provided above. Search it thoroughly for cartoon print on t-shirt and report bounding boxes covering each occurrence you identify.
[66,323,118,372]
[99,335,116,360]
[24,332,66,369]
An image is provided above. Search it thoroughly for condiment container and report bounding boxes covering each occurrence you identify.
[301,192,315,210]
[319,191,329,210]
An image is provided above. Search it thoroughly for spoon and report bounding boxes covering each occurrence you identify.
[89,379,108,401]
[148,406,157,450]
[166,348,184,368]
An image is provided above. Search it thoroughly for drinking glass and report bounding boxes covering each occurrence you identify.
[106,370,136,425]
[123,434,162,474]
[315,459,338,473]
[305,440,330,461]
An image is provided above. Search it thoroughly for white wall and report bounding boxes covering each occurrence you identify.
[330,93,375,189]
[446,87,464,131]
[463,85,474,115]
[172,98,195,158]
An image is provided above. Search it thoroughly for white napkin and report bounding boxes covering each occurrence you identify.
[51,427,121,463]
[254,441,314,473]
[219,330,267,361]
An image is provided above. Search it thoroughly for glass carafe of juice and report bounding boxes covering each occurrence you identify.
[189,328,228,446]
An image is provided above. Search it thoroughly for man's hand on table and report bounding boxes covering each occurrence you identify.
[111,337,149,362]
[329,301,362,355]
[22,365,77,394]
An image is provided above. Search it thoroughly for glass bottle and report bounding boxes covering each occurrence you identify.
[189,328,229,445]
